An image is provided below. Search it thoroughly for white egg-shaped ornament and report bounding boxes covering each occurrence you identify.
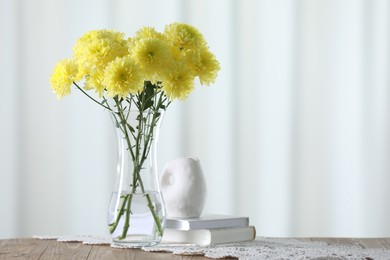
[160,157,207,218]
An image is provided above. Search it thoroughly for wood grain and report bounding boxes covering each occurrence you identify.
[0,238,51,259]
[40,240,92,260]
[0,238,222,259]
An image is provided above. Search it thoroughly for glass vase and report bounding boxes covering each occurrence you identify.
[107,109,165,247]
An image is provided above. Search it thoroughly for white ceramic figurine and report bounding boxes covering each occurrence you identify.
[160,157,207,218]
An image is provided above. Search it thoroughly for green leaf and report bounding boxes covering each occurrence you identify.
[140,81,157,110]
[126,123,135,133]
[136,114,141,121]
[145,100,154,110]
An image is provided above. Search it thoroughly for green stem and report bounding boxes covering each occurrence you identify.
[116,99,136,161]
[108,99,137,237]
[140,92,165,161]
[120,193,133,239]
[73,82,112,111]
[109,194,129,234]
[134,92,166,237]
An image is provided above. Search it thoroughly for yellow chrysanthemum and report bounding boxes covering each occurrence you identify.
[163,23,206,53]
[130,38,172,83]
[162,62,195,100]
[132,27,163,42]
[103,56,143,97]
[51,25,219,103]
[189,48,221,85]
[84,68,105,97]
[50,59,80,99]
[73,29,129,78]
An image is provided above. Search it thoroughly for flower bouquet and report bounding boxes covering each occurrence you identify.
[50,23,220,246]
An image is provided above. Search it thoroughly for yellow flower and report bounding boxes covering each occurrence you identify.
[50,59,80,99]
[103,56,143,97]
[190,48,221,85]
[163,23,206,53]
[130,37,172,83]
[85,68,105,97]
[73,29,129,79]
[51,25,219,102]
[133,26,163,42]
[162,62,195,100]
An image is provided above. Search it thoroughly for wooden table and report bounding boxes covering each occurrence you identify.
[1,238,390,259]
[0,238,222,259]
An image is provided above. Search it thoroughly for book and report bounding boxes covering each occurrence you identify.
[165,214,250,230]
[161,226,256,245]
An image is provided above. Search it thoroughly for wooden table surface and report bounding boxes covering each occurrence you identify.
[1,237,390,259]
[0,238,225,260]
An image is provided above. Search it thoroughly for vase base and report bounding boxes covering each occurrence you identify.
[111,235,161,248]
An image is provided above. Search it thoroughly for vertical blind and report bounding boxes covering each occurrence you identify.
[1,0,390,238]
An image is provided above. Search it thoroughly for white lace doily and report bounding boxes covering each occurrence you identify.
[34,235,390,259]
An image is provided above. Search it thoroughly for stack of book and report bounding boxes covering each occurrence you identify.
[161,214,256,245]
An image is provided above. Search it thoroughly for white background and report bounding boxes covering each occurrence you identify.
[1,0,390,238]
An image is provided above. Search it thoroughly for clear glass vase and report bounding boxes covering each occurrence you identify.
[107,109,166,247]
